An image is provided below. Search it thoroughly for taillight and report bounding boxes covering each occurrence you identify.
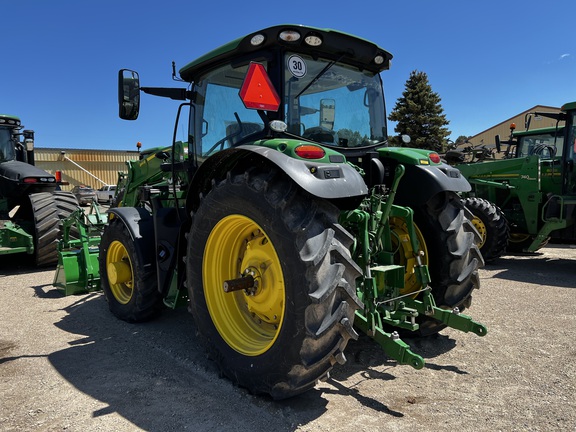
[23,178,38,184]
[295,145,325,159]
[429,152,441,164]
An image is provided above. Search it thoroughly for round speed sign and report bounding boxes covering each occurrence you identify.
[287,55,307,78]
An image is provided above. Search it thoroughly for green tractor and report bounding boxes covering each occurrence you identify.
[457,103,576,254]
[64,25,485,399]
[0,114,79,266]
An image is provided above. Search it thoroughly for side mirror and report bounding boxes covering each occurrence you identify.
[118,69,141,120]
[495,135,501,153]
[401,134,411,145]
[23,130,34,151]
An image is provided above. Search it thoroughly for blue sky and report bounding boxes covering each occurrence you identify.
[2,1,575,150]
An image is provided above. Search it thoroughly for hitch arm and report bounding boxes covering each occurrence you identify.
[355,311,425,369]
[407,291,488,337]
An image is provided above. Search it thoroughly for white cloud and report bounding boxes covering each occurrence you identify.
[560,53,571,60]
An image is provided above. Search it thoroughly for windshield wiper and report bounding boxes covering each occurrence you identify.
[295,54,345,99]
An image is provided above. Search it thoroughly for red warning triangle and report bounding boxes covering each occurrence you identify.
[239,62,280,111]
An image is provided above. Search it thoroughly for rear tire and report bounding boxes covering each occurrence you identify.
[413,192,483,336]
[463,197,509,263]
[99,218,162,322]
[186,167,362,399]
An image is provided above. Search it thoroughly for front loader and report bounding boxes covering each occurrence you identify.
[60,25,486,399]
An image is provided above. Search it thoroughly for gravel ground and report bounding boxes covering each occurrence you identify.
[0,245,575,432]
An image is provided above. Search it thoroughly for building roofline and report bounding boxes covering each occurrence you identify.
[37,147,140,153]
[469,105,561,139]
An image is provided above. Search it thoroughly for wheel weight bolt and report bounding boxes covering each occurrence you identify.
[223,275,255,293]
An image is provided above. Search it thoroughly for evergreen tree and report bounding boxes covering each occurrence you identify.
[388,70,451,151]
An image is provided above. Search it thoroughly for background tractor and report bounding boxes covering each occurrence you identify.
[456,103,576,254]
[58,25,485,399]
[0,114,79,266]
[443,142,509,263]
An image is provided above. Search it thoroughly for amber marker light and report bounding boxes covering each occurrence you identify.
[279,30,301,42]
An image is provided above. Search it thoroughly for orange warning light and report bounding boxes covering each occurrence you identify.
[239,62,280,111]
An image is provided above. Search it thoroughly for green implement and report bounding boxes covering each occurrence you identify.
[53,202,107,295]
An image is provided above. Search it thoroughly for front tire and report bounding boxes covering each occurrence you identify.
[186,167,362,399]
[99,218,162,322]
[53,191,81,239]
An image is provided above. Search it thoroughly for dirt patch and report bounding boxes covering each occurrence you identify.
[1,246,575,431]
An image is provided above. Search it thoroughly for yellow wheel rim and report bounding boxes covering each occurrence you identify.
[203,215,285,356]
[106,240,134,304]
[390,217,429,296]
[471,216,487,248]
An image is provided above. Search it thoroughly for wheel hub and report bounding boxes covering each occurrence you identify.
[204,215,285,356]
[106,240,134,305]
[471,216,487,248]
[107,261,132,285]
[390,217,428,296]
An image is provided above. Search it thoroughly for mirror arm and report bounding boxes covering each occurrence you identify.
[141,87,192,101]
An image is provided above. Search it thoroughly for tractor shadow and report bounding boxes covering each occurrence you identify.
[44,293,333,430]
[341,332,461,373]
[486,247,576,289]
[43,288,449,429]
[0,255,55,277]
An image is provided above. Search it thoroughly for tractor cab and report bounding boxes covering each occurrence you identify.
[0,115,22,162]
[563,102,576,195]
[511,103,576,195]
[513,127,565,159]
[0,115,57,198]
[119,26,392,175]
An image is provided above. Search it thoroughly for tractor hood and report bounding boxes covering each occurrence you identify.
[0,160,57,197]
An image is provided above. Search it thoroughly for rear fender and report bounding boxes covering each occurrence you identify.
[395,163,471,207]
[187,146,368,211]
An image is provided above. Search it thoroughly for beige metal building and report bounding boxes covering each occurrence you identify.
[462,105,563,152]
[34,148,140,192]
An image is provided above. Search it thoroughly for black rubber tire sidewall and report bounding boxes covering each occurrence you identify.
[186,167,362,399]
[413,191,483,335]
[99,218,162,322]
[28,192,61,267]
[463,197,509,263]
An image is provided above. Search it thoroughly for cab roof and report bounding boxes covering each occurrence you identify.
[513,125,564,137]
[179,24,393,82]
[561,101,576,112]
[0,114,22,127]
